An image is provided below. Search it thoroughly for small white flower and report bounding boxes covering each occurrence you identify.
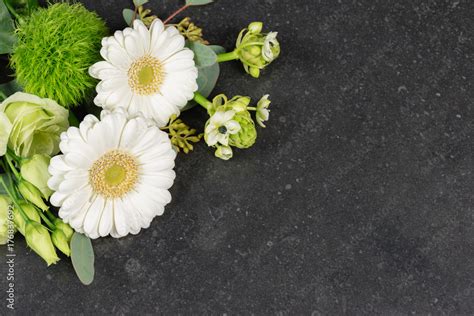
[215,145,233,160]
[256,94,271,128]
[262,32,279,62]
[48,110,177,239]
[204,110,241,146]
[89,19,198,127]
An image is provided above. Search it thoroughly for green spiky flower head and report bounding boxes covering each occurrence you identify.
[11,3,108,107]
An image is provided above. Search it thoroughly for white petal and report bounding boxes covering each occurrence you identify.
[98,200,114,237]
[225,120,241,134]
[113,200,129,237]
[83,196,106,239]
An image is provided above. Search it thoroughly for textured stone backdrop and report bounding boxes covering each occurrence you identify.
[1,0,473,314]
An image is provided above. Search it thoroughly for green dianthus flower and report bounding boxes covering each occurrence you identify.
[11,3,108,107]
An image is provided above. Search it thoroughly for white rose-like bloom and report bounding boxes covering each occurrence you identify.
[0,112,12,156]
[89,19,198,127]
[48,111,177,239]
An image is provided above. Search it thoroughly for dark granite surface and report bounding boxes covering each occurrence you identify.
[1,0,473,314]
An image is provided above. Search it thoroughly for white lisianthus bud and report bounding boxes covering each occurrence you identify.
[25,222,60,266]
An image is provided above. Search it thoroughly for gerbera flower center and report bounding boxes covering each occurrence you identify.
[128,55,164,95]
[89,150,139,198]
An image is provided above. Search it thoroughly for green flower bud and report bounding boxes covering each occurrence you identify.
[0,195,12,245]
[13,202,41,236]
[229,112,257,149]
[18,180,48,211]
[54,218,74,241]
[235,22,280,78]
[227,96,251,113]
[0,92,69,158]
[20,154,52,199]
[25,221,59,266]
[249,67,260,78]
[51,229,70,256]
[215,145,233,161]
[248,22,263,34]
[0,112,12,156]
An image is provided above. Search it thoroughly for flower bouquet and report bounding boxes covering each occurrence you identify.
[0,0,280,284]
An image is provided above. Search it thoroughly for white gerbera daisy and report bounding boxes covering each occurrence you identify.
[204,110,241,146]
[89,19,198,127]
[48,110,177,239]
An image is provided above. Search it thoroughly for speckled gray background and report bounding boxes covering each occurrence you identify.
[1,0,473,314]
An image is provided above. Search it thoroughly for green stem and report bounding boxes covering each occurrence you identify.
[193,92,212,111]
[38,211,55,230]
[7,148,22,163]
[247,107,257,111]
[0,177,29,222]
[3,0,25,24]
[4,155,20,180]
[217,50,239,63]
[46,210,57,222]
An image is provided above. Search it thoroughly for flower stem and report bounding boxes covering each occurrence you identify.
[163,4,190,24]
[7,148,22,163]
[46,210,57,222]
[193,92,212,111]
[0,177,30,222]
[217,51,239,63]
[38,210,55,231]
[3,0,25,24]
[4,154,20,180]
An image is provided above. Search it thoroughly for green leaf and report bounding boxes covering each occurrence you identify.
[122,8,135,26]
[71,232,95,285]
[186,0,213,5]
[186,41,217,68]
[0,0,17,54]
[0,80,21,101]
[208,45,226,55]
[133,0,149,6]
[185,42,220,108]
[183,41,220,111]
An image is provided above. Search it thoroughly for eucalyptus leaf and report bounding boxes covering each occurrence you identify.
[122,8,135,26]
[133,0,149,6]
[0,0,17,54]
[209,45,226,55]
[186,0,213,5]
[0,80,21,101]
[71,232,95,286]
[182,42,220,111]
[186,41,217,68]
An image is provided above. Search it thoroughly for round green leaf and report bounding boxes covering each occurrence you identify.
[186,41,217,68]
[71,232,95,285]
[122,8,134,26]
